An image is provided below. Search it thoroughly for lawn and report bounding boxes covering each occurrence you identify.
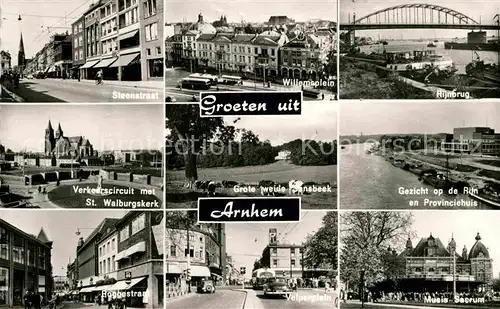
[166,162,337,210]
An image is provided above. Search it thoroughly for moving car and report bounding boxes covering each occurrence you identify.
[197,279,216,293]
[263,277,291,298]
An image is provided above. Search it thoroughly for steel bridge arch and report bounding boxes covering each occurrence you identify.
[354,4,479,25]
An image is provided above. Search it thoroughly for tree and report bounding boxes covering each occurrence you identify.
[253,259,262,271]
[492,279,500,292]
[340,212,414,291]
[302,212,338,274]
[166,105,224,188]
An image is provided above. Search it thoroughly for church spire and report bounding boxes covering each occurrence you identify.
[47,120,53,131]
[19,33,25,53]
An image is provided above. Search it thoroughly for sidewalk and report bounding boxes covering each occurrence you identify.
[238,289,263,309]
[44,78,163,90]
[345,300,458,309]
[1,84,25,102]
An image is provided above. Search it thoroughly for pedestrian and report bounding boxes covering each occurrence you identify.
[78,71,81,82]
[24,291,30,309]
[40,294,44,309]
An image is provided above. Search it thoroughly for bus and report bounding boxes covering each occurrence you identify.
[252,268,276,290]
[189,73,218,84]
[180,77,211,90]
[220,75,242,85]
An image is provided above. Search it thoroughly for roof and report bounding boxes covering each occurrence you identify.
[37,228,51,243]
[0,219,52,248]
[469,233,490,259]
[78,218,120,252]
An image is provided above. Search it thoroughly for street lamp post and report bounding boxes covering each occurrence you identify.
[186,218,192,293]
[360,268,365,308]
[289,249,293,280]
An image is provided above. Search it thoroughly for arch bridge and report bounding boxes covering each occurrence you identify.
[340,4,500,30]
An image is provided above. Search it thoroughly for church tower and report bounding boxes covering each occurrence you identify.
[18,33,25,73]
[45,120,55,155]
[55,123,63,139]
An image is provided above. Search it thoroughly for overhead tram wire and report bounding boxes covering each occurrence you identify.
[31,0,94,44]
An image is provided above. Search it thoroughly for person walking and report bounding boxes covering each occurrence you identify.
[24,291,31,309]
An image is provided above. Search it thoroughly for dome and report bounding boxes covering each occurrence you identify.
[469,233,490,259]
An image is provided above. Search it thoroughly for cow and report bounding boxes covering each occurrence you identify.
[259,180,275,196]
[194,180,218,196]
[206,181,217,196]
[222,180,239,188]
[289,180,304,195]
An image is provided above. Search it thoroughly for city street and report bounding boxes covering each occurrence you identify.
[166,288,337,309]
[167,288,246,309]
[165,68,336,102]
[6,78,163,102]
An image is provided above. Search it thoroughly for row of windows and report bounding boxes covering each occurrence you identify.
[272,259,298,267]
[99,238,116,257]
[169,245,204,259]
[99,256,116,274]
[82,0,156,26]
[0,228,46,269]
[271,247,304,255]
[119,213,145,242]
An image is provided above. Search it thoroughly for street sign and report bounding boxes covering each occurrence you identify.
[125,271,132,284]
[240,267,246,275]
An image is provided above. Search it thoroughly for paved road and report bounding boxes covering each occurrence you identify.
[246,288,337,309]
[167,289,246,309]
[340,301,493,309]
[12,79,162,102]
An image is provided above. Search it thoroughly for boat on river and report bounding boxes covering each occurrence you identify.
[465,53,500,84]
[385,50,454,72]
[418,169,457,195]
[468,182,500,208]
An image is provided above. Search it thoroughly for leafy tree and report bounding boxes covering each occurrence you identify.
[166,105,224,187]
[302,212,338,274]
[492,279,500,292]
[253,259,263,271]
[340,212,414,291]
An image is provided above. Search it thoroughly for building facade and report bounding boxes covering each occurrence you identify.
[44,120,95,159]
[441,127,500,156]
[166,211,226,290]
[140,0,163,80]
[76,218,120,301]
[0,221,53,307]
[53,275,69,296]
[114,211,164,308]
[399,233,493,293]
[1,51,12,72]
[71,17,86,78]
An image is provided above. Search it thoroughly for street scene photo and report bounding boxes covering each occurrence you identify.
[0,104,163,208]
[164,0,337,102]
[339,211,500,309]
[339,0,500,99]
[0,210,164,308]
[0,0,163,102]
[166,102,338,209]
[166,210,338,309]
[340,101,500,209]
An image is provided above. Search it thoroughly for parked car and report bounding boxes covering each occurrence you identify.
[26,74,34,79]
[197,279,216,293]
[263,277,291,298]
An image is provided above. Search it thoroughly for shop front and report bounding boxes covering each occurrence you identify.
[115,261,163,308]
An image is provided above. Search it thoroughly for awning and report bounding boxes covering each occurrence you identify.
[93,58,117,68]
[43,67,50,73]
[109,277,146,291]
[48,66,56,72]
[71,291,79,295]
[93,284,114,291]
[191,266,211,277]
[80,60,99,69]
[79,287,94,293]
[119,30,139,41]
[109,53,139,68]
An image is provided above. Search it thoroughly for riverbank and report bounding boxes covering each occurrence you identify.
[339,60,436,99]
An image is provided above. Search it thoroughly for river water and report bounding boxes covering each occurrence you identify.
[359,40,499,74]
[339,143,493,209]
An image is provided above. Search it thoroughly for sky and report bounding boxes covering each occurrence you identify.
[339,101,500,136]
[410,211,500,279]
[224,102,338,146]
[225,210,330,278]
[165,0,338,23]
[0,104,164,152]
[0,0,98,65]
[0,210,128,277]
[340,0,500,39]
